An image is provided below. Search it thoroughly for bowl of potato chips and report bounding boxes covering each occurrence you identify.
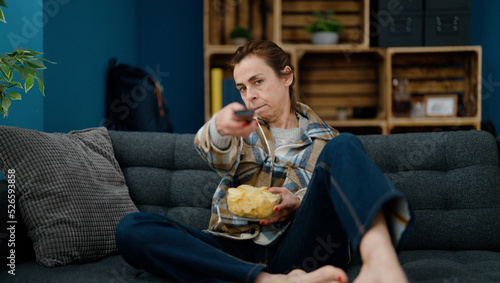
[222,185,281,221]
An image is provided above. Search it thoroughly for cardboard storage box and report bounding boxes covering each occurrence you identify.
[423,0,470,46]
[370,0,423,47]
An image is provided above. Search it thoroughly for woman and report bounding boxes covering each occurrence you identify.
[116,40,413,283]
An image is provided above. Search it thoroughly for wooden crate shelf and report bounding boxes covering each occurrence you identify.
[205,0,274,46]
[203,1,482,135]
[277,0,369,46]
[385,46,482,132]
[298,49,385,122]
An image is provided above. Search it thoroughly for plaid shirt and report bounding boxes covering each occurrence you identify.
[194,103,339,245]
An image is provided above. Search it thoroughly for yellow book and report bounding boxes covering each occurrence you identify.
[211,68,223,115]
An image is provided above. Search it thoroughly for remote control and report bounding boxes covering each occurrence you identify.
[234,109,255,122]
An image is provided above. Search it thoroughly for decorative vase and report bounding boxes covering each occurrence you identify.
[311,32,339,45]
[231,37,249,45]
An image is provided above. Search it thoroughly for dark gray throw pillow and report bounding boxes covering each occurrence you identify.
[0,126,138,267]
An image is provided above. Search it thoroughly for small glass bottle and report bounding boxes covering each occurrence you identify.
[411,101,426,118]
[392,78,411,117]
[337,107,347,120]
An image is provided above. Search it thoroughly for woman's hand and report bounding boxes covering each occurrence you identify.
[260,187,301,225]
[215,103,257,138]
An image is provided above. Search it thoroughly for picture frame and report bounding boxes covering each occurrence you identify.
[424,94,458,117]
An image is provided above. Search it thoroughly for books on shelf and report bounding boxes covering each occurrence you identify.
[210,68,223,115]
[211,68,244,115]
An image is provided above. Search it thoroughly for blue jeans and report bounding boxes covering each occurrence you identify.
[116,133,412,283]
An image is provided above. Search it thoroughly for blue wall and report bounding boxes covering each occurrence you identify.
[42,0,204,133]
[43,0,138,133]
[471,1,500,135]
[0,0,44,130]
[137,2,205,134]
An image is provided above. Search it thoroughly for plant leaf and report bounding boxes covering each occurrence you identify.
[38,58,56,64]
[2,95,11,112]
[24,76,34,93]
[0,63,9,78]
[10,81,22,89]
[1,57,12,67]
[35,76,44,95]
[16,66,29,81]
[8,91,22,100]
[15,57,26,66]
[23,49,42,55]
[4,67,13,82]
[7,50,18,57]
[0,7,5,24]
[26,59,46,69]
[33,68,44,81]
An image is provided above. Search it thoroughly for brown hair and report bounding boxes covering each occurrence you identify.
[229,40,298,114]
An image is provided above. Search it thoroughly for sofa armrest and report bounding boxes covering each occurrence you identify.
[497,135,500,159]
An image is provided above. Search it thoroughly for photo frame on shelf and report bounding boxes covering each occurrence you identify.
[424,94,458,117]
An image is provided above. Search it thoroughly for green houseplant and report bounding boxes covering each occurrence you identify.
[0,1,53,116]
[305,11,344,45]
[229,26,251,45]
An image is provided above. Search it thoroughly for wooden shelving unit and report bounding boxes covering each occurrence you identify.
[203,0,482,135]
[385,46,482,133]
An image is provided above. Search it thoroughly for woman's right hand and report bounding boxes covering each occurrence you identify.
[215,103,258,137]
[259,187,301,226]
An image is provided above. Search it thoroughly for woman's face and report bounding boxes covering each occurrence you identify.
[233,55,292,126]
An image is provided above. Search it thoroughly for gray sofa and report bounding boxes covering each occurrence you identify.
[1,129,499,282]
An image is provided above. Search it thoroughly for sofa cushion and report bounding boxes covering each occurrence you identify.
[108,131,220,230]
[0,126,138,267]
[399,250,500,282]
[0,255,168,283]
[359,131,500,251]
[347,250,500,283]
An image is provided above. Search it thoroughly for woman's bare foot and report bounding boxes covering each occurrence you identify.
[255,265,348,283]
[354,211,408,283]
[353,252,407,283]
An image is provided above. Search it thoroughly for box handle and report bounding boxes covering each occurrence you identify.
[389,17,414,35]
[435,16,460,34]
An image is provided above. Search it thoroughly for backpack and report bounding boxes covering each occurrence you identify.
[105,58,174,133]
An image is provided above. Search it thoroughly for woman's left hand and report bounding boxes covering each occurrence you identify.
[260,187,301,225]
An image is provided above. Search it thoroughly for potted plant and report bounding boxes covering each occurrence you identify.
[0,1,53,116]
[229,26,251,45]
[305,11,344,45]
